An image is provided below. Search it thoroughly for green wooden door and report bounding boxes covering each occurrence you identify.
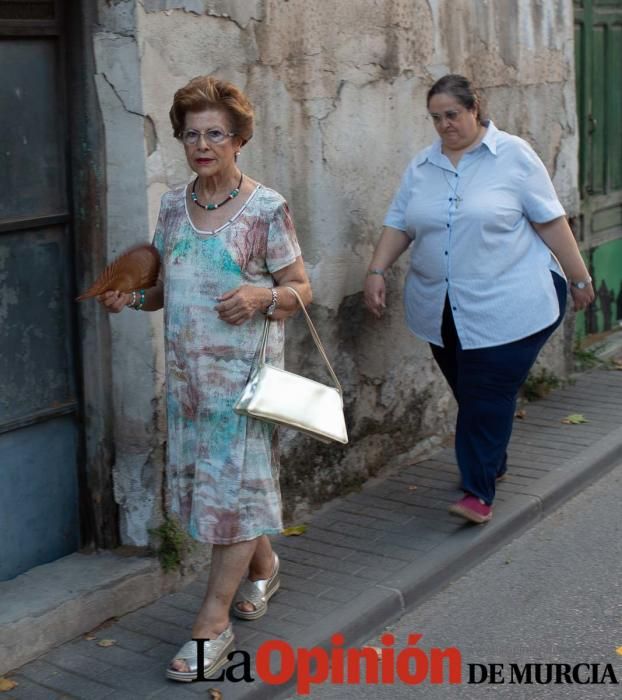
[574,0,622,336]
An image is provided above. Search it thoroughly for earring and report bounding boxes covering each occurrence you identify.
[235,151,241,157]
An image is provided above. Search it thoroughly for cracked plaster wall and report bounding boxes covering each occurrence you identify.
[94,0,578,539]
[92,0,165,545]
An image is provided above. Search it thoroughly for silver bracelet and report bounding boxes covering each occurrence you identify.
[265,287,278,316]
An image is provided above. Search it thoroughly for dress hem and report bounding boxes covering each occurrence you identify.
[188,527,283,546]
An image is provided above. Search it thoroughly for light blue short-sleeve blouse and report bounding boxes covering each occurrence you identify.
[384,121,566,349]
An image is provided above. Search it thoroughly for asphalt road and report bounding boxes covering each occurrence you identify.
[288,461,622,699]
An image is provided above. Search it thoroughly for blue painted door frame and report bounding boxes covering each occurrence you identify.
[0,1,80,580]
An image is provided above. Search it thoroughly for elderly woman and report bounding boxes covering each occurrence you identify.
[99,76,311,681]
[365,74,594,525]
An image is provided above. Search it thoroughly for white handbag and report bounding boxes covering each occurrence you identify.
[234,287,348,444]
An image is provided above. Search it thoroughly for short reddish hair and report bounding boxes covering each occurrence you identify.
[169,75,254,143]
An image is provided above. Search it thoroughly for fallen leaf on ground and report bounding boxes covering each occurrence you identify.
[97,639,117,648]
[561,413,589,424]
[617,646,622,656]
[408,486,417,491]
[83,634,97,641]
[0,678,17,692]
[208,690,223,700]
[282,525,307,536]
[515,409,527,419]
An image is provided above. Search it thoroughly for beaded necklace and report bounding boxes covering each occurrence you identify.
[191,173,243,211]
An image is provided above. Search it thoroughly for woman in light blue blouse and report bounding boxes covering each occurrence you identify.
[364,74,594,524]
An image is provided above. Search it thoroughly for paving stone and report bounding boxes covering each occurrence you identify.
[280,606,333,625]
[271,589,339,615]
[159,592,202,614]
[277,532,354,558]
[333,502,415,524]
[277,545,353,572]
[43,645,113,677]
[22,668,115,699]
[140,601,196,627]
[342,492,420,516]
[4,676,67,700]
[342,550,410,572]
[278,574,330,597]
[116,613,188,647]
[144,641,179,662]
[12,659,63,684]
[151,683,207,698]
[73,640,156,673]
[242,615,305,639]
[318,586,365,603]
[302,526,417,561]
[181,581,209,598]
[322,509,410,529]
[303,569,375,592]
[86,626,162,654]
[91,665,176,697]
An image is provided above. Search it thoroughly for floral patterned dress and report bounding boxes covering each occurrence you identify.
[152,183,301,544]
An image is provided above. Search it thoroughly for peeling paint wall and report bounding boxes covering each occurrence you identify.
[93,0,578,541]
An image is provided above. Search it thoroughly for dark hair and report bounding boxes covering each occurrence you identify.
[426,74,486,124]
[169,75,254,144]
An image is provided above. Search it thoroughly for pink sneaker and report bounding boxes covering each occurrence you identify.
[449,495,492,524]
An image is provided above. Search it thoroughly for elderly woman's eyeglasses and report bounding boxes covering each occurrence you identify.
[181,128,236,146]
[428,109,465,124]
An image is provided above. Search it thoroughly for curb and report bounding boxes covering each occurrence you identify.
[236,424,622,700]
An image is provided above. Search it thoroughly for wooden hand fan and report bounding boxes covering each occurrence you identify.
[77,244,160,301]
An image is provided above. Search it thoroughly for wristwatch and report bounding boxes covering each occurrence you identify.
[265,288,278,316]
[570,276,592,290]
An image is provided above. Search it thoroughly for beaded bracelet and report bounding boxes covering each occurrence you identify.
[128,289,145,310]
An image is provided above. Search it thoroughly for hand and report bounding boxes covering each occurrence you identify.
[216,285,270,325]
[98,290,131,313]
[364,274,386,319]
[569,283,595,312]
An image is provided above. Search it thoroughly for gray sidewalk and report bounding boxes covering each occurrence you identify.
[3,366,622,700]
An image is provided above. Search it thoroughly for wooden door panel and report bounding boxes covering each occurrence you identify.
[0,37,67,221]
[0,0,80,580]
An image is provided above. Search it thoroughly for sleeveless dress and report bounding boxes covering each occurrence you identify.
[152,183,301,544]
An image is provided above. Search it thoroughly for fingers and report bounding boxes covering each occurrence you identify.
[364,278,387,319]
[216,296,254,324]
[570,286,595,312]
[217,288,238,302]
[97,290,127,313]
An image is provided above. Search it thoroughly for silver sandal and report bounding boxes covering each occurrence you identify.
[232,553,280,621]
[166,623,235,682]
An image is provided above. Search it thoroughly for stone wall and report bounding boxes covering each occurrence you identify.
[92,0,578,541]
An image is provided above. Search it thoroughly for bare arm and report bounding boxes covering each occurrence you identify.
[364,226,412,318]
[270,256,312,319]
[98,278,164,314]
[531,216,595,311]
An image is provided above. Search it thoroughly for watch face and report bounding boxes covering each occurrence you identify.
[575,281,587,289]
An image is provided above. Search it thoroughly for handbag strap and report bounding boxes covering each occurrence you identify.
[257,286,343,394]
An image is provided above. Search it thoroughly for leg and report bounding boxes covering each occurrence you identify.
[235,535,275,614]
[455,272,567,506]
[233,534,280,618]
[430,295,460,398]
[170,537,258,673]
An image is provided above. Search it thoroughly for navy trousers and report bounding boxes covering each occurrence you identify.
[430,272,567,505]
